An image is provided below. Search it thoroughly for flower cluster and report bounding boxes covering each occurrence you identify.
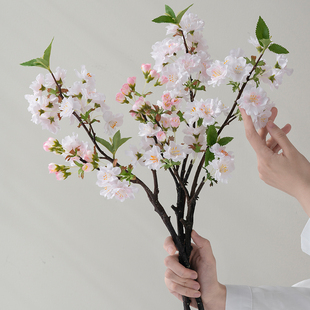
[23,6,292,201]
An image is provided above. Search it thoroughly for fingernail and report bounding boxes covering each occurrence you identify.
[191,272,198,279]
[194,291,201,297]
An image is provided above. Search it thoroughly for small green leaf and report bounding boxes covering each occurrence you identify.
[256,16,270,44]
[165,5,176,19]
[152,15,176,24]
[112,130,131,154]
[20,57,49,70]
[177,110,185,122]
[42,38,54,67]
[175,4,193,24]
[204,148,215,167]
[197,118,203,127]
[206,125,218,146]
[268,43,289,54]
[259,38,272,48]
[218,137,234,146]
[95,136,113,153]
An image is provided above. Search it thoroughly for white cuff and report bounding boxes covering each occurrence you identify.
[225,285,252,310]
[301,219,310,255]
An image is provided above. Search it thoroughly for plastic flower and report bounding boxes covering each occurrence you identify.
[143,146,162,170]
[207,60,228,87]
[103,111,123,136]
[60,97,81,118]
[211,156,235,183]
[163,142,186,161]
[237,86,269,116]
[96,163,121,187]
[138,122,160,137]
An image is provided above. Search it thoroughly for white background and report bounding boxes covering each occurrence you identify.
[1,0,310,309]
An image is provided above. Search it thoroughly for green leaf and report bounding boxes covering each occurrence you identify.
[259,38,272,48]
[21,39,54,70]
[42,38,54,67]
[20,57,49,70]
[204,148,215,167]
[206,125,218,146]
[268,43,289,54]
[95,136,113,153]
[152,15,176,24]
[165,5,176,19]
[218,137,234,146]
[256,16,270,45]
[112,130,131,154]
[177,110,185,122]
[175,4,193,24]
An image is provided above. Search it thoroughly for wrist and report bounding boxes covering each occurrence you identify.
[204,283,226,310]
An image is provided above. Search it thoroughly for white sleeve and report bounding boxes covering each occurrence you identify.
[226,285,310,310]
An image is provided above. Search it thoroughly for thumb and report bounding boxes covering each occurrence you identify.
[191,230,213,258]
[266,121,295,156]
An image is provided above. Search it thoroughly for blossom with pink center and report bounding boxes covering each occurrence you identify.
[82,163,93,172]
[127,77,136,88]
[170,116,180,128]
[121,83,131,96]
[160,115,171,129]
[210,143,234,159]
[103,111,123,135]
[143,146,162,170]
[116,92,127,103]
[210,156,235,183]
[96,163,121,187]
[138,122,160,137]
[30,73,45,96]
[156,131,167,143]
[60,97,81,118]
[207,60,228,87]
[43,137,57,152]
[48,163,57,174]
[163,142,186,161]
[141,63,152,73]
[237,86,269,116]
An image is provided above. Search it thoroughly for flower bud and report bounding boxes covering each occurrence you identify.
[127,77,136,88]
[156,131,167,143]
[121,83,131,96]
[170,116,180,128]
[141,63,152,73]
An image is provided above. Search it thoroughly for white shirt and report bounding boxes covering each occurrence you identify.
[225,219,310,310]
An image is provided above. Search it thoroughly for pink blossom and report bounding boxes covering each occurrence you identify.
[141,63,152,73]
[161,116,171,128]
[132,97,146,111]
[116,92,126,103]
[170,116,180,128]
[158,75,168,85]
[55,171,65,180]
[43,137,56,152]
[48,163,57,174]
[121,83,131,96]
[156,131,167,142]
[127,77,136,87]
[149,69,159,79]
[82,163,93,172]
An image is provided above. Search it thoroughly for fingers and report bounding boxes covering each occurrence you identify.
[266,121,296,157]
[267,123,291,152]
[239,108,266,154]
[163,236,177,255]
[258,107,278,140]
[165,276,201,299]
[164,255,198,280]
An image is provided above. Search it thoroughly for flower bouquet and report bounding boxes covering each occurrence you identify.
[21,4,291,309]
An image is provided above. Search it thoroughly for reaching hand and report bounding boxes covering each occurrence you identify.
[164,230,226,310]
[240,107,310,216]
